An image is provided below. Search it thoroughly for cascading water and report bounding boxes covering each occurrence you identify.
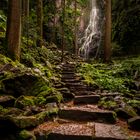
[79,0,104,59]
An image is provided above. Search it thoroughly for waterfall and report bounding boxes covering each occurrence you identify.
[79,0,104,59]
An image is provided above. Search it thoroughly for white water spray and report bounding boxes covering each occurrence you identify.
[79,0,104,59]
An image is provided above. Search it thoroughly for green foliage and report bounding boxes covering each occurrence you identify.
[77,57,140,93]
[99,100,118,110]
[15,96,35,109]
[0,10,6,35]
[112,0,140,54]
[127,100,140,108]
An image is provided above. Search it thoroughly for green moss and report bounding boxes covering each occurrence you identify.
[34,96,46,105]
[30,79,50,96]
[98,100,118,110]
[127,100,140,108]
[46,93,63,104]
[124,105,138,117]
[36,111,48,123]
[15,96,35,109]
[38,90,51,97]
[18,130,36,140]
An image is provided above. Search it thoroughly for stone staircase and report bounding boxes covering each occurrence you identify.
[34,63,139,140]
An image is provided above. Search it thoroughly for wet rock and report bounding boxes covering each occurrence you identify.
[0,95,15,107]
[128,116,140,131]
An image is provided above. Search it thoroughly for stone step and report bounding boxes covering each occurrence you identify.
[61,74,77,79]
[74,95,100,105]
[62,68,75,72]
[59,105,116,124]
[65,82,84,87]
[35,122,131,140]
[69,86,88,93]
[74,91,96,95]
[100,93,120,97]
[62,64,76,67]
[61,71,75,75]
[61,79,80,83]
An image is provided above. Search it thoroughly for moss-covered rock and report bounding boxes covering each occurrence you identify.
[15,96,35,109]
[9,115,38,129]
[46,93,63,104]
[98,100,118,110]
[98,97,119,110]
[1,107,23,116]
[115,105,138,120]
[1,72,52,97]
[18,130,36,140]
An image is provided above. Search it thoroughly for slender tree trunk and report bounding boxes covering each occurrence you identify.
[74,0,78,56]
[22,0,29,17]
[6,0,21,60]
[104,0,111,62]
[22,0,29,46]
[37,0,43,47]
[61,0,65,62]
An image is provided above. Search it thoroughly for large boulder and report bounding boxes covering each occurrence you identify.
[2,73,51,98]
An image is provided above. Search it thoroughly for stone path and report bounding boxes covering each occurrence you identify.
[34,63,140,140]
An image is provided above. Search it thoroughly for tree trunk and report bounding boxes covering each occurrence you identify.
[61,0,65,62]
[104,0,111,62]
[22,0,29,17]
[22,0,29,46]
[74,0,78,56]
[6,0,21,60]
[37,0,43,47]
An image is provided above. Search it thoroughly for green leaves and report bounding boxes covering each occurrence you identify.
[77,57,140,93]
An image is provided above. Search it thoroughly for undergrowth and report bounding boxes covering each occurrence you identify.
[77,56,140,94]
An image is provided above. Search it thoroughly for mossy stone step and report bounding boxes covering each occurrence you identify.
[59,105,116,124]
[74,95,100,104]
